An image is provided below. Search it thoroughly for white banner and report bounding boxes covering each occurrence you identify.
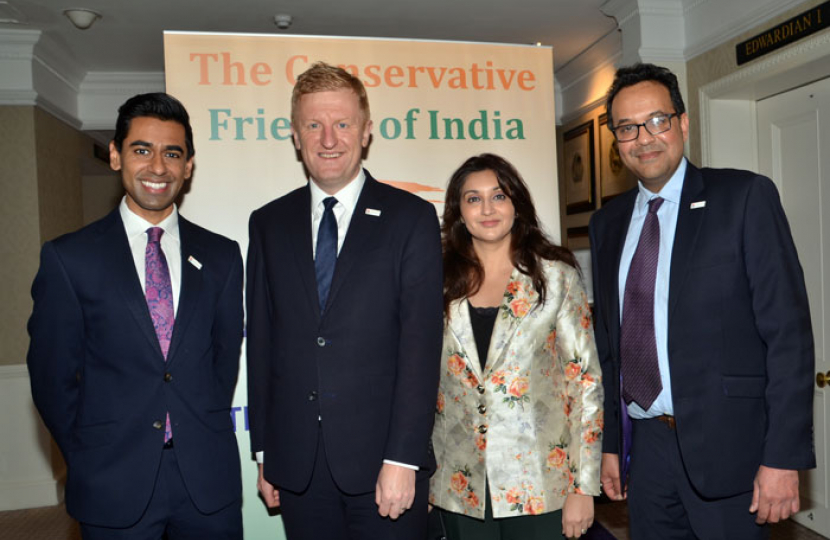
[164,31,558,539]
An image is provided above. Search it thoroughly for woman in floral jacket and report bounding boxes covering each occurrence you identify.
[430,154,603,539]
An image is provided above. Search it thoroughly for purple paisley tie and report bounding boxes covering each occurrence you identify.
[620,197,664,410]
[145,227,174,442]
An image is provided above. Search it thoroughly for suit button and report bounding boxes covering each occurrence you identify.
[478,404,487,414]
[317,337,326,347]
[152,420,164,430]
[476,385,485,394]
[308,391,318,401]
[164,373,173,382]
[478,425,488,434]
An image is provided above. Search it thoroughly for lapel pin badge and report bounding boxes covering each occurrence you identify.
[690,201,706,210]
[188,256,203,270]
[365,208,381,217]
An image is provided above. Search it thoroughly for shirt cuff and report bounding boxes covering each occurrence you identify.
[383,459,419,471]
[256,451,264,464]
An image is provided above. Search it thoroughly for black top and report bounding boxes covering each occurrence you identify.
[468,301,499,371]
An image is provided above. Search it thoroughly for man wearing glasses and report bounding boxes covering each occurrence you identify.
[589,63,815,539]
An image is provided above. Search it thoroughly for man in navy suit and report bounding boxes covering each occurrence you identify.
[590,63,815,539]
[246,62,443,540]
[27,93,244,539]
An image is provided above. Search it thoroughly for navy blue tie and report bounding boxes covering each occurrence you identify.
[620,197,664,410]
[315,197,338,312]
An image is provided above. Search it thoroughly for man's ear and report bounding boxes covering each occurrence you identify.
[109,141,122,172]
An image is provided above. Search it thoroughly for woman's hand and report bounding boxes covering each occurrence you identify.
[562,493,594,538]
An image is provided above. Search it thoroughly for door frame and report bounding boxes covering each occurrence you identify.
[699,30,830,171]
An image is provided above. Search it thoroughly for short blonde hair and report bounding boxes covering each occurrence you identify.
[291,62,370,125]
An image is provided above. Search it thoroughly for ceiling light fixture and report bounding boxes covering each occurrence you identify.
[63,8,101,30]
[274,14,293,30]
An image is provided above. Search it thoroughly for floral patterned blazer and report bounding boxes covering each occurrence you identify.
[430,261,603,519]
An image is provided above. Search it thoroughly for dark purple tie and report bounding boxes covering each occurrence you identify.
[620,197,664,410]
[145,227,174,442]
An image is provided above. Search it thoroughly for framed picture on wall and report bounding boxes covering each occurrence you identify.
[599,113,637,203]
[566,225,590,250]
[563,121,595,215]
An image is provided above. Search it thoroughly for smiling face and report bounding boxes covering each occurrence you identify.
[611,80,689,193]
[291,89,372,195]
[460,169,515,250]
[109,116,193,224]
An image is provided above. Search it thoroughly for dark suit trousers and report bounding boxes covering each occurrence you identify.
[628,418,768,540]
[279,428,429,540]
[80,447,242,540]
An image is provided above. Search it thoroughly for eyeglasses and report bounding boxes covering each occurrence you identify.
[610,113,680,142]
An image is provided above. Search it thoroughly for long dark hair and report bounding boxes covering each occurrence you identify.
[442,153,577,316]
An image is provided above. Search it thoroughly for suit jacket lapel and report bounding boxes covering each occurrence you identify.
[668,164,706,318]
[286,186,321,318]
[447,299,483,382]
[102,210,164,357]
[602,188,637,360]
[167,217,203,364]
[485,269,534,375]
[324,171,384,312]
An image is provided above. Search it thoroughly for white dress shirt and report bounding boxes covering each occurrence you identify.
[119,197,181,314]
[618,158,687,419]
[309,169,366,258]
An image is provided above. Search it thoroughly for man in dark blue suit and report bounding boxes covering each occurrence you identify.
[27,93,244,539]
[246,62,443,540]
[590,63,815,539]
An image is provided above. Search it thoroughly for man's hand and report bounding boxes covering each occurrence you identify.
[375,463,416,520]
[257,463,280,508]
[600,452,626,501]
[750,465,799,524]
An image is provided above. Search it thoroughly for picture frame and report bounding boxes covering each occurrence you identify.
[563,121,595,215]
[566,225,590,251]
[598,113,637,203]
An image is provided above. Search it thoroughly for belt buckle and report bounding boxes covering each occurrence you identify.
[657,415,676,429]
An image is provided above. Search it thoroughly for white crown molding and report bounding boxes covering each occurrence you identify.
[78,71,165,130]
[700,28,830,98]
[683,0,807,60]
[36,93,83,130]
[638,0,685,18]
[560,95,607,126]
[557,29,621,91]
[638,46,688,63]
[80,71,165,94]
[0,27,39,48]
[0,88,36,104]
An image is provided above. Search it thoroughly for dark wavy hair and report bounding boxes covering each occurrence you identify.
[442,153,577,316]
[605,63,686,130]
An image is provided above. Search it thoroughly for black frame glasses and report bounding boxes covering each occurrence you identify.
[611,113,680,142]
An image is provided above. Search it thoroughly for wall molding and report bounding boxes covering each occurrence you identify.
[0,364,63,511]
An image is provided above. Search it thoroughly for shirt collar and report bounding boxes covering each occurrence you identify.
[119,196,180,241]
[635,157,687,212]
[309,168,366,216]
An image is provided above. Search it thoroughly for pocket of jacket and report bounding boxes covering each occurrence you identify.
[70,420,116,450]
[721,375,765,398]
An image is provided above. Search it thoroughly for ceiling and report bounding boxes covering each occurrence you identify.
[4,0,617,75]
